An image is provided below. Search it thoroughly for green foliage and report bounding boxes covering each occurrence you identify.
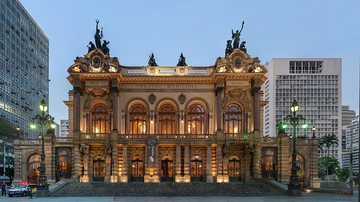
[319,134,339,156]
[335,167,349,182]
[0,118,17,141]
[318,156,340,179]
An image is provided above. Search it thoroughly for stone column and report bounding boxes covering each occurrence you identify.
[175,144,181,182]
[310,138,320,188]
[184,144,190,181]
[253,144,262,178]
[251,86,261,131]
[244,145,251,181]
[72,145,82,182]
[111,144,119,182]
[120,144,128,183]
[44,135,56,183]
[277,135,290,184]
[216,145,223,182]
[206,144,213,182]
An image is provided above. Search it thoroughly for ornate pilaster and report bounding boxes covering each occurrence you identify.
[251,87,261,131]
[110,79,119,131]
[215,79,224,132]
[73,85,82,132]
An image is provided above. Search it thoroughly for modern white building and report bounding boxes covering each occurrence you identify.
[263,58,342,160]
[342,116,359,177]
[59,120,69,137]
[341,105,356,150]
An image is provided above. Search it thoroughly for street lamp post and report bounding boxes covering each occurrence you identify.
[30,100,55,191]
[286,100,305,195]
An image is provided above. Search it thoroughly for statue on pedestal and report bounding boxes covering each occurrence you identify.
[232,21,244,49]
[177,53,187,66]
[240,41,247,53]
[94,19,103,49]
[225,40,233,56]
[148,53,158,66]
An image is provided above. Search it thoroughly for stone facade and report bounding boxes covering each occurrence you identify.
[14,45,319,187]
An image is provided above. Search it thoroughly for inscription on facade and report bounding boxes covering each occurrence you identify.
[226,80,249,87]
[137,84,198,89]
[121,84,213,90]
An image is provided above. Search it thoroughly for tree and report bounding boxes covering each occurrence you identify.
[319,134,339,157]
[318,156,340,179]
[336,167,350,182]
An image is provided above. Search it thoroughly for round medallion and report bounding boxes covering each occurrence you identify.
[92,55,102,68]
[234,57,242,69]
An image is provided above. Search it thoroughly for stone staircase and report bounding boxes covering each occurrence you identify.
[50,180,286,197]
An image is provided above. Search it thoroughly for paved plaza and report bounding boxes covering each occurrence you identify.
[0,192,358,202]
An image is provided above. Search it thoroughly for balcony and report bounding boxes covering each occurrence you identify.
[80,133,110,143]
[120,134,215,141]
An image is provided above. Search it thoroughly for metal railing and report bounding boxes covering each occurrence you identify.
[119,134,215,140]
[80,133,109,140]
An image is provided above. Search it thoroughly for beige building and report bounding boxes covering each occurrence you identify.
[14,32,319,188]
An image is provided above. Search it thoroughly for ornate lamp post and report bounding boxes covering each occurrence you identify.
[30,100,56,191]
[286,100,305,195]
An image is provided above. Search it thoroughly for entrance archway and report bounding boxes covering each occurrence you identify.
[191,155,204,182]
[131,159,144,182]
[161,158,173,182]
[228,155,241,182]
[93,157,105,181]
[27,154,41,184]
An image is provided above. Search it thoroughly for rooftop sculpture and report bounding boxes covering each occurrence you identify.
[87,19,110,55]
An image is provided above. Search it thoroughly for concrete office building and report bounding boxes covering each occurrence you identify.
[341,105,356,150]
[0,0,49,139]
[263,58,342,160]
[342,116,359,177]
[60,120,69,137]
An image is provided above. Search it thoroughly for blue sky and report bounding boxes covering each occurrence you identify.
[20,0,359,123]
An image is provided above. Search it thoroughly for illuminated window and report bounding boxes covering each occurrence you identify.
[158,104,176,134]
[92,105,109,133]
[187,104,205,134]
[224,104,242,134]
[129,104,147,135]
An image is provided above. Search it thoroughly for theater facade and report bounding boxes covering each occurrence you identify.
[14,27,319,187]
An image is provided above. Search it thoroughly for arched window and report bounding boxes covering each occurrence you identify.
[187,104,205,134]
[92,105,109,133]
[27,154,41,184]
[129,104,147,135]
[158,104,176,134]
[224,104,242,134]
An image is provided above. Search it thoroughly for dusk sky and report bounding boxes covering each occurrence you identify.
[20,0,359,123]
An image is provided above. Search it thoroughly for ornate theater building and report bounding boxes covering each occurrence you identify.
[14,24,319,188]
